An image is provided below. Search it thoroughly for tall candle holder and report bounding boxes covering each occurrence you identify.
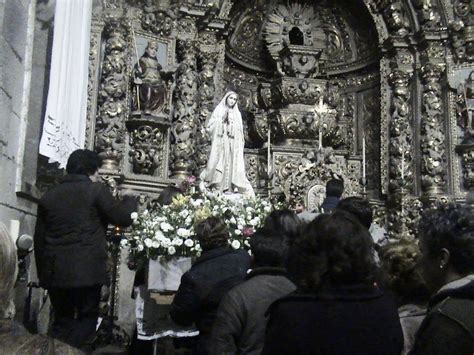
[314,96,328,151]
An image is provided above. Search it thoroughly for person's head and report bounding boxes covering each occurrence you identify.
[417,204,474,292]
[250,230,289,268]
[263,209,302,244]
[336,197,373,229]
[146,40,158,57]
[379,241,430,306]
[325,178,344,198]
[287,210,376,292]
[225,92,238,108]
[157,185,183,206]
[66,149,102,179]
[195,216,229,251]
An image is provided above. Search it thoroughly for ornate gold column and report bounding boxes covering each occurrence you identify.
[170,38,198,179]
[95,18,129,171]
[419,63,446,196]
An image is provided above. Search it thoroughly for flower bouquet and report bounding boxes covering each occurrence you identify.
[122,192,277,264]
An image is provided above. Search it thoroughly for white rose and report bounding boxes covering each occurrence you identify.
[168,246,176,255]
[137,244,144,252]
[154,230,165,240]
[249,217,260,226]
[173,237,183,246]
[231,240,241,250]
[230,217,236,224]
[195,243,202,251]
[177,228,190,238]
[152,240,160,249]
[264,206,271,213]
[185,216,192,225]
[160,222,174,232]
[144,238,153,248]
[161,238,172,248]
[234,229,242,235]
[196,251,202,257]
[143,209,149,216]
[184,239,194,247]
[246,207,254,212]
[179,209,189,218]
[120,239,129,247]
[130,212,138,220]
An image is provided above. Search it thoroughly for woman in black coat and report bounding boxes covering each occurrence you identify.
[263,210,403,355]
[34,149,137,351]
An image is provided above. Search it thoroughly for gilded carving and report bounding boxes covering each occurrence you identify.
[413,0,442,30]
[371,1,411,37]
[388,70,414,193]
[448,0,474,62]
[420,64,446,195]
[170,39,198,179]
[95,19,129,171]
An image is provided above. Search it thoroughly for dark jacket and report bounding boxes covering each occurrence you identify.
[263,284,403,355]
[320,196,340,213]
[34,174,137,289]
[170,247,251,354]
[412,276,474,355]
[210,267,296,355]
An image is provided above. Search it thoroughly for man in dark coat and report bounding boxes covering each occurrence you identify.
[320,178,344,213]
[209,230,296,355]
[170,216,251,355]
[34,149,137,351]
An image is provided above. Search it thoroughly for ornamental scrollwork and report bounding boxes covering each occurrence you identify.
[141,5,177,37]
[95,19,129,171]
[387,194,423,240]
[388,70,414,193]
[420,64,446,195]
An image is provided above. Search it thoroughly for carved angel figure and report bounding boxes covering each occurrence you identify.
[200,91,254,196]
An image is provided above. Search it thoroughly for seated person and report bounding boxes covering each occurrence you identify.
[379,241,430,355]
[209,230,296,354]
[170,216,251,354]
[412,204,474,354]
[263,210,403,355]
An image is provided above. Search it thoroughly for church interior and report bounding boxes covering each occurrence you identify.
[1,0,474,353]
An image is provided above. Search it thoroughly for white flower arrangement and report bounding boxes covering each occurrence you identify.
[124,192,280,262]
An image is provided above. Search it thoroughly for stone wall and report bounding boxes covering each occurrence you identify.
[0,0,53,327]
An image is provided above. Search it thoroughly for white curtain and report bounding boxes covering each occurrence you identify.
[39,0,92,168]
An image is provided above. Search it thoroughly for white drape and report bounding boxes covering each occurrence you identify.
[39,0,92,168]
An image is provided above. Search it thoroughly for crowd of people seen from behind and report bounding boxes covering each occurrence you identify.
[30,150,474,354]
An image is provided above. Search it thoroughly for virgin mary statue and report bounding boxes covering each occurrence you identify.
[200,91,255,196]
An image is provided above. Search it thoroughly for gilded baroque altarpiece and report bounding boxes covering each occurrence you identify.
[44,0,473,240]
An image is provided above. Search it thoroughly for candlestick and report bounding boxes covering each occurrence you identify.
[362,135,366,182]
[318,127,323,150]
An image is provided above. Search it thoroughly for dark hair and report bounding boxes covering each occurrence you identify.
[157,185,183,206]
[250,230,289,268]
[418,204,474,275]
[287,210,376,292]
[263,209,302,243]
[379,241,430,305]
[195,216,229,251]
[336,197,373,229]
[66,149,102,175]
[326,179,344,198]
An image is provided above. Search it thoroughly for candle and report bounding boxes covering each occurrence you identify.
[401,150,405,180]
[362,136,366,183]
[267,123,271,176]
[319,95,323,110]
[319,127,323,150]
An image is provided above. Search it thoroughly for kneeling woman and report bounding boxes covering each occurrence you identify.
[263,210,403,355]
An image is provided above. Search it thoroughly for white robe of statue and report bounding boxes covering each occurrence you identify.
[200,91,255,196]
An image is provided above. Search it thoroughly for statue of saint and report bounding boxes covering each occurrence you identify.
[133,40,167,115]
[200,91,255,196]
